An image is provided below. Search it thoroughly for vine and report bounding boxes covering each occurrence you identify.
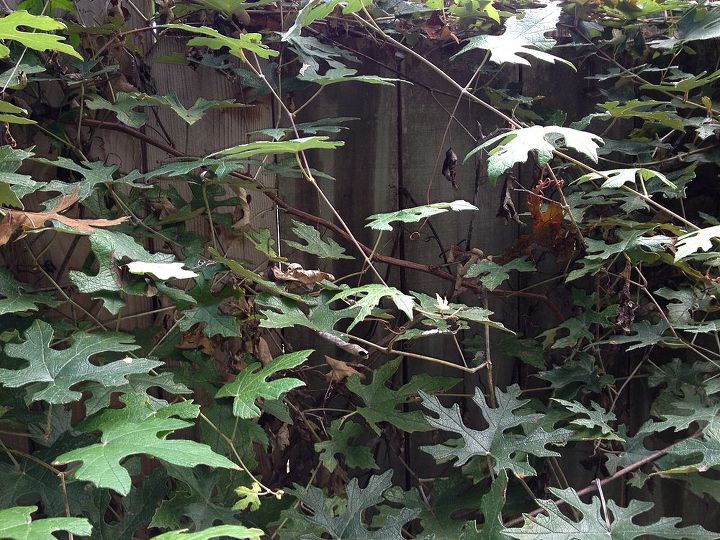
[0,0,719,538]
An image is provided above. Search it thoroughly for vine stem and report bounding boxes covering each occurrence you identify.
[349,333,489,374]
[503,431,703,527]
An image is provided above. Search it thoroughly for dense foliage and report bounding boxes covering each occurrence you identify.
[0,0,719,537]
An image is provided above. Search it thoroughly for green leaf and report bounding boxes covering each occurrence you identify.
[152,466,248,531]
[539,354,615,395]
[256,292,354,332]
[233,482,262,512]
[347,357,459,434]
[212,251,305,302]
[253,117,357,139]
[291,471,419,540]
[652,6,720,49]
[469,126,603,180]
[465,258,535,290]
[640,69,720,94]
[84,93,147,128]
[366,200,477,231]
[597,100,685,130]
[178,288,242,338]
[281,0,371,41]
[465,333,545,370]
[0,10,81,59]
[575,167,676,190]
[0,320,162,404]
[479,470,508,539]
[298,66,402,86]
[54,394,238,495]
[315,419,378,472]
[331,284,415,330]
[210,136,344,160]
[85,92,248,128]
[0,268,58,315]
[452,1,574,69]
[284,220,352,259]
[675,225,720,261]
[33,155,146,201]
[552,398,616,436]
[412,292,508,331]
[0,505,91,539]
[597,320,672,351]
[0,145,41,205]
[502,486,719,538]
[216,349,312,418]
[154,525,263,540]
[245,228,281,260]
[0,99,35,125]
[658,416,720,475]
[84,371,192,416]
[420,385,572,476]
[97,469,170,539]
[164,24,278,61]
[193,0,274,14]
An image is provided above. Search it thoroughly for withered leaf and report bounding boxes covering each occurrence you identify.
[325,355,364,384]
[0,191,127,246]
[272,263,334,287]
[442,147,458,190]
[496,177,522,224]
[423,12,460,43]
[615,281,636,333]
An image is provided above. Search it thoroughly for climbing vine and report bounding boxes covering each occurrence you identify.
[0,0,720,538]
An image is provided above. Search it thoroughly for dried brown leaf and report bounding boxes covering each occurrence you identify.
[272,263,334,286]
[0,190,127,246]
[325,355,364,384]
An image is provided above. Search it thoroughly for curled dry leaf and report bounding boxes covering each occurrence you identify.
[496,177,522,225]
[442,147,459,189]
[423,12,460,44]
[232,186,251,230]
[0,191,128,246]
[615,281,636,333]
[178,327,215,355]
[325,355,364,384]
[256,336,273,366]
[272,263,334,287]
[150,196,177,219]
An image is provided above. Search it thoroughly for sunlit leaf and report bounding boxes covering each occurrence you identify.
[366,200,477,231]
[453,1,574,69]
[165,24,278,61]
[420,385,572,476]
[468,126,603,180]
[0,10,81,59]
